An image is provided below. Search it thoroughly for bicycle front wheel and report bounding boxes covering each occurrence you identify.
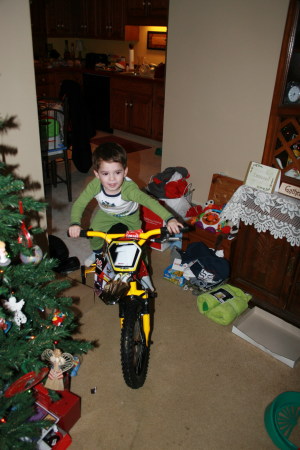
[120,300,150,389]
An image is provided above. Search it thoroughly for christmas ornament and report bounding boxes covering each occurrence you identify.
[20,245,43,265]
[17,200,33,248]
[3,296,27,326]
[70,356,81,377]
[41,348,74,391]
[0,241,11,266]
[0,316,12,333]
[52,310,66,326]
[4,367,49,397]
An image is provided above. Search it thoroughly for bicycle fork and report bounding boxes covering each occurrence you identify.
[119,281,151,346]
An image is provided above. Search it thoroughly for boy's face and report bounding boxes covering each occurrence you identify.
[94,160,128,195]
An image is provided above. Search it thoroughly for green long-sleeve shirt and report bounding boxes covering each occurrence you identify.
[70,177,173,226]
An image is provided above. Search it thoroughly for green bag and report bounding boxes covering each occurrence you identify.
[197,284,252,325]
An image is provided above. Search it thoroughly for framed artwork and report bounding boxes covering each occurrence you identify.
[244,162,281,193]
[147,31,167,50]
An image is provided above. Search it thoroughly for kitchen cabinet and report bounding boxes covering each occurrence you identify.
[30,0,47,59]
[73,0,97,38]
[45,0,74,37]
[35,69,83,99]
[96,0,125,40]
[126,0,169,26]
[230,223,300,327]
[262,0,300,187]
[35,71,55,99]
[54,70,83,96]
[110,77,153,137]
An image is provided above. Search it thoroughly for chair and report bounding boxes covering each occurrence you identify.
[38,98,72,201]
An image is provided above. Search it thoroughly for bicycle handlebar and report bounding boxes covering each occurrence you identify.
[68,226,191,245]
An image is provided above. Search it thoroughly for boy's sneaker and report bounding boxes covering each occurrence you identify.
[84,252,97,267]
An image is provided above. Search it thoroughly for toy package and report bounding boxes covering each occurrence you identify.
[197,284,252,325]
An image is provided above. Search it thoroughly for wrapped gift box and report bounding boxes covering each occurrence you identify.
[34,383,81,432]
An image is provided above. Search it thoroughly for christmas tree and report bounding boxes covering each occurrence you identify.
[0,115,93,448]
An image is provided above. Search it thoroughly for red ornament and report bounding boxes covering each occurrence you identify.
[17,201,33,248]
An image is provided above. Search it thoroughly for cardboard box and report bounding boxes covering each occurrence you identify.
[163,264,186,287]
[232,307,300,368]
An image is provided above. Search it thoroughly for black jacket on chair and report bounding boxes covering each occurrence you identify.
[60,80,93,173]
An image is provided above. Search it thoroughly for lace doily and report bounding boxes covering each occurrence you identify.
[220,185,300,246]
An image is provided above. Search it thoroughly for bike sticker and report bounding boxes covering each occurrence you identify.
[125,229,143,239]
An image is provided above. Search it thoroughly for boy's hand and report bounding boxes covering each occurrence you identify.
[68,225,81,238]
[166,218,184,235]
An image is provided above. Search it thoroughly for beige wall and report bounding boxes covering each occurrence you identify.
[0,0,45,225]
[163,0,289,204]
[1,0,290,215]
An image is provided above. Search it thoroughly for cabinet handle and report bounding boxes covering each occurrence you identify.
[129,103,133,108]
[125,102,128,107]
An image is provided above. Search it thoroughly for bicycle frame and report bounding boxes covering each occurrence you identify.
[78,226,189,389]
[80,228,167,346]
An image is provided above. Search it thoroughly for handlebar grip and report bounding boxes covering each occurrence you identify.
[181,225,191,233]
[67,229,90,238]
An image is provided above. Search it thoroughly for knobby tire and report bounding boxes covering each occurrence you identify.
[120,299,150,389]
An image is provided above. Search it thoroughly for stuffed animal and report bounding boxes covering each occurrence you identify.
[195,200,224,233]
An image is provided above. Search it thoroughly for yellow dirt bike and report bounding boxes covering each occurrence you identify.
[79,226,189,389]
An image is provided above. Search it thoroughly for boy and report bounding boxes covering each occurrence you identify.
[68,142,183,266]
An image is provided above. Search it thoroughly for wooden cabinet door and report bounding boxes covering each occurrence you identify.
[129,91,153,137]
[30,0,46,35]
[147,0,169,20]
[126,0,169,25]
[30,0,47,58]
[110,87,129,131]
[35,72,56,99]
[96,0,125,40]
[110,78,153,137]
[152,82,165,141]
[46,0,73,36]
[286,256,300,316]
[74,0,97,37]
[230,223,296,311]
[126,0,147,18]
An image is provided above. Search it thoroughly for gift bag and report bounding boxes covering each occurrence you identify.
[161,183,194,219]
[147,167,193,219]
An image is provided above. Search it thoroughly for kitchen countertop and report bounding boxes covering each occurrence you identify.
[35,64,165,82]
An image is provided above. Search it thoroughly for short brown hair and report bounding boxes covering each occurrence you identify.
[92,143,127,171]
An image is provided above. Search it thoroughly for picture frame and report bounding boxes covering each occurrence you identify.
[244,162,281,193]
[147,31,167,51]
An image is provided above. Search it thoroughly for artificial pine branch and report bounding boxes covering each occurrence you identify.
[0,115,93,445]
